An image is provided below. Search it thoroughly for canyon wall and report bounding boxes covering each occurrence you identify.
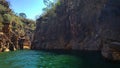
[32,0,120,60]
[0,0,35,52]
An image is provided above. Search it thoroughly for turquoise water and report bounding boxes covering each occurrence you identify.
[0,50,120,68]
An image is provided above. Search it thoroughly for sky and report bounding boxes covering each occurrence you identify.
[7,0,47,20]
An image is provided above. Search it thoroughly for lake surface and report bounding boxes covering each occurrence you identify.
[0,50,120,68]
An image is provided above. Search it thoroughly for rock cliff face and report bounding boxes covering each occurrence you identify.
[0,0,35,52]
[99,0,120,61]
[32,0,120,60]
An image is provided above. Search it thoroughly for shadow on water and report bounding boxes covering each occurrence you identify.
[39,49,120,68]
[0,50,120,68]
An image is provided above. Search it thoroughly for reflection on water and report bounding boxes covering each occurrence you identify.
[0,50,120,68]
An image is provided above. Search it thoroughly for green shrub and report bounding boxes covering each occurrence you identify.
[0,4,6,11]
[0,14,3,23]
[3,13,11,23]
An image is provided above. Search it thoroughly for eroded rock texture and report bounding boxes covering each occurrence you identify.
[32,0,120,60]
[100,0,120,61]
[0,0,35,52]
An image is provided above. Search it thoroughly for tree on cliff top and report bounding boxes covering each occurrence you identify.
[19,13,27,18]
[43,0,54,8]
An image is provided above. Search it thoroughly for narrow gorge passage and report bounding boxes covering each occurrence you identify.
[0,0,120,68]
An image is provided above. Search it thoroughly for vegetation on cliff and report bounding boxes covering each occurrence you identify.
[0,0,35,52]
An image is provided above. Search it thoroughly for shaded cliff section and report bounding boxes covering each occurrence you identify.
[32,0,120,60]
[32,0,106,50]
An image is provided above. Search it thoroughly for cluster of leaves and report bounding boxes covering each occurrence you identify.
[38,0,60,22]
[42,0,60,12]
[0,4,7,12]
[0,0,35,35]
[0,0,10,8]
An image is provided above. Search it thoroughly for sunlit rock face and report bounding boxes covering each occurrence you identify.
[32,0,120,60]
[0,0,35,52]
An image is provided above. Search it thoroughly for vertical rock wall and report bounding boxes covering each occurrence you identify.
[33,0,107,50]
[32,0,120,60]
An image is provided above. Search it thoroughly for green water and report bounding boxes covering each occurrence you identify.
[0,50,120,68]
